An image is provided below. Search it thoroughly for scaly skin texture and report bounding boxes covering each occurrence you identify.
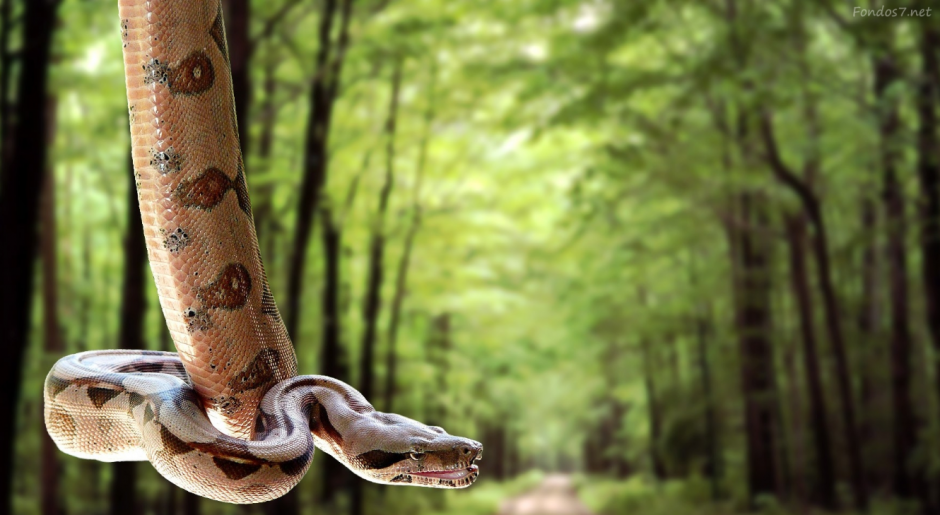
[121,0,295,438]
[42,0,482,504]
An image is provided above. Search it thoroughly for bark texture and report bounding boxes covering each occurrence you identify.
[0,2,60,512]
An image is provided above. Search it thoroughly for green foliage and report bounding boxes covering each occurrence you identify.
[8,0,940,512]
[577,476,736,515]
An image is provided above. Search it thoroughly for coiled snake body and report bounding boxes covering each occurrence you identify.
[43,0,481,504]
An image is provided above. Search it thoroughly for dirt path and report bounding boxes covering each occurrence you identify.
[497,474,593,515]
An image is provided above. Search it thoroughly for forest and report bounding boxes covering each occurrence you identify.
[1,0,940,514]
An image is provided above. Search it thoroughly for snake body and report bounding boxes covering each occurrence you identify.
[43,0,481,504]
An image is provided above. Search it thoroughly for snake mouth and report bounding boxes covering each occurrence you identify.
[409,465,479,481]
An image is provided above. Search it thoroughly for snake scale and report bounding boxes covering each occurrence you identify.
[43,0,481,504]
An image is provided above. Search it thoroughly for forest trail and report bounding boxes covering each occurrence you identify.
[497,475,593,515]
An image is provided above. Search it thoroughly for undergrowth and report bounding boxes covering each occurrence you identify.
[574,475,924,515]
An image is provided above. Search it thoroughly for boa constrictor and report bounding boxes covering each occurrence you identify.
[43,0,481,504]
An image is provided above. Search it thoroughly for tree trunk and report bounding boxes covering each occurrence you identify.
[109,152,147,515]
[874,54,919,500]
[735,192,778,503]
[314,204,354,511]
[383,58,436,413]
[916,19,940,422]
[321,206,346,382]
[284,0,352,338]
[40,95,62,515]
[254,62,277,251]
[348,58,402,515]
[759,112,869,511]
[223,0,250,156]
[274,2,352,512]
[0,1,59,513]
[783,214,836,509]
[360,59,402,403]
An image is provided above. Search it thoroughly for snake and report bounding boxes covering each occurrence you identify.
[42,0,481,504]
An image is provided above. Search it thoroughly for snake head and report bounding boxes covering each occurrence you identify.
[344,413,483,488]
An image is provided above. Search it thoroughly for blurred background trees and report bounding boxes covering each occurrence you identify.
[2,0,940,514]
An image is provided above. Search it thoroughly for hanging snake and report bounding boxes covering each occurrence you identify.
[43,0,481,504]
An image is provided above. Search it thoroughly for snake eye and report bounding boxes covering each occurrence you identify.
[409,452,425,461]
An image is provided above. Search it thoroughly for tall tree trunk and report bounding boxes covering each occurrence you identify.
[109,152,147,515]
[40,95,62,515]
[315,205,353,511]
[916,18,940,419]
[735,192,779,503]
[254,61,277,249]
[321,206,346,384]
[284,0,352,338]
[383,58,436,413]
[224,0,250,156]
[783,214,836,509]
[349,57,402,515]
[874,54,919,500]
[274,2,352,512]
[760,113,869,511]
[0,1,59,513]
[359,59,402,403]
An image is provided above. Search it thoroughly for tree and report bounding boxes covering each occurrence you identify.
[733,191,779,502]
[284,0,353,338]
[109,153,147,515]
[760,113,869,511]
[360,58,402,403]
[783,214,835,508]
[0,1,61,512]
[39,96,62,515]
[382,57,435,413]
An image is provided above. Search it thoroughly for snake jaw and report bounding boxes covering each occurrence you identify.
[409,464,479,483]
[394,439,483,488]
[337,413,483,489]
